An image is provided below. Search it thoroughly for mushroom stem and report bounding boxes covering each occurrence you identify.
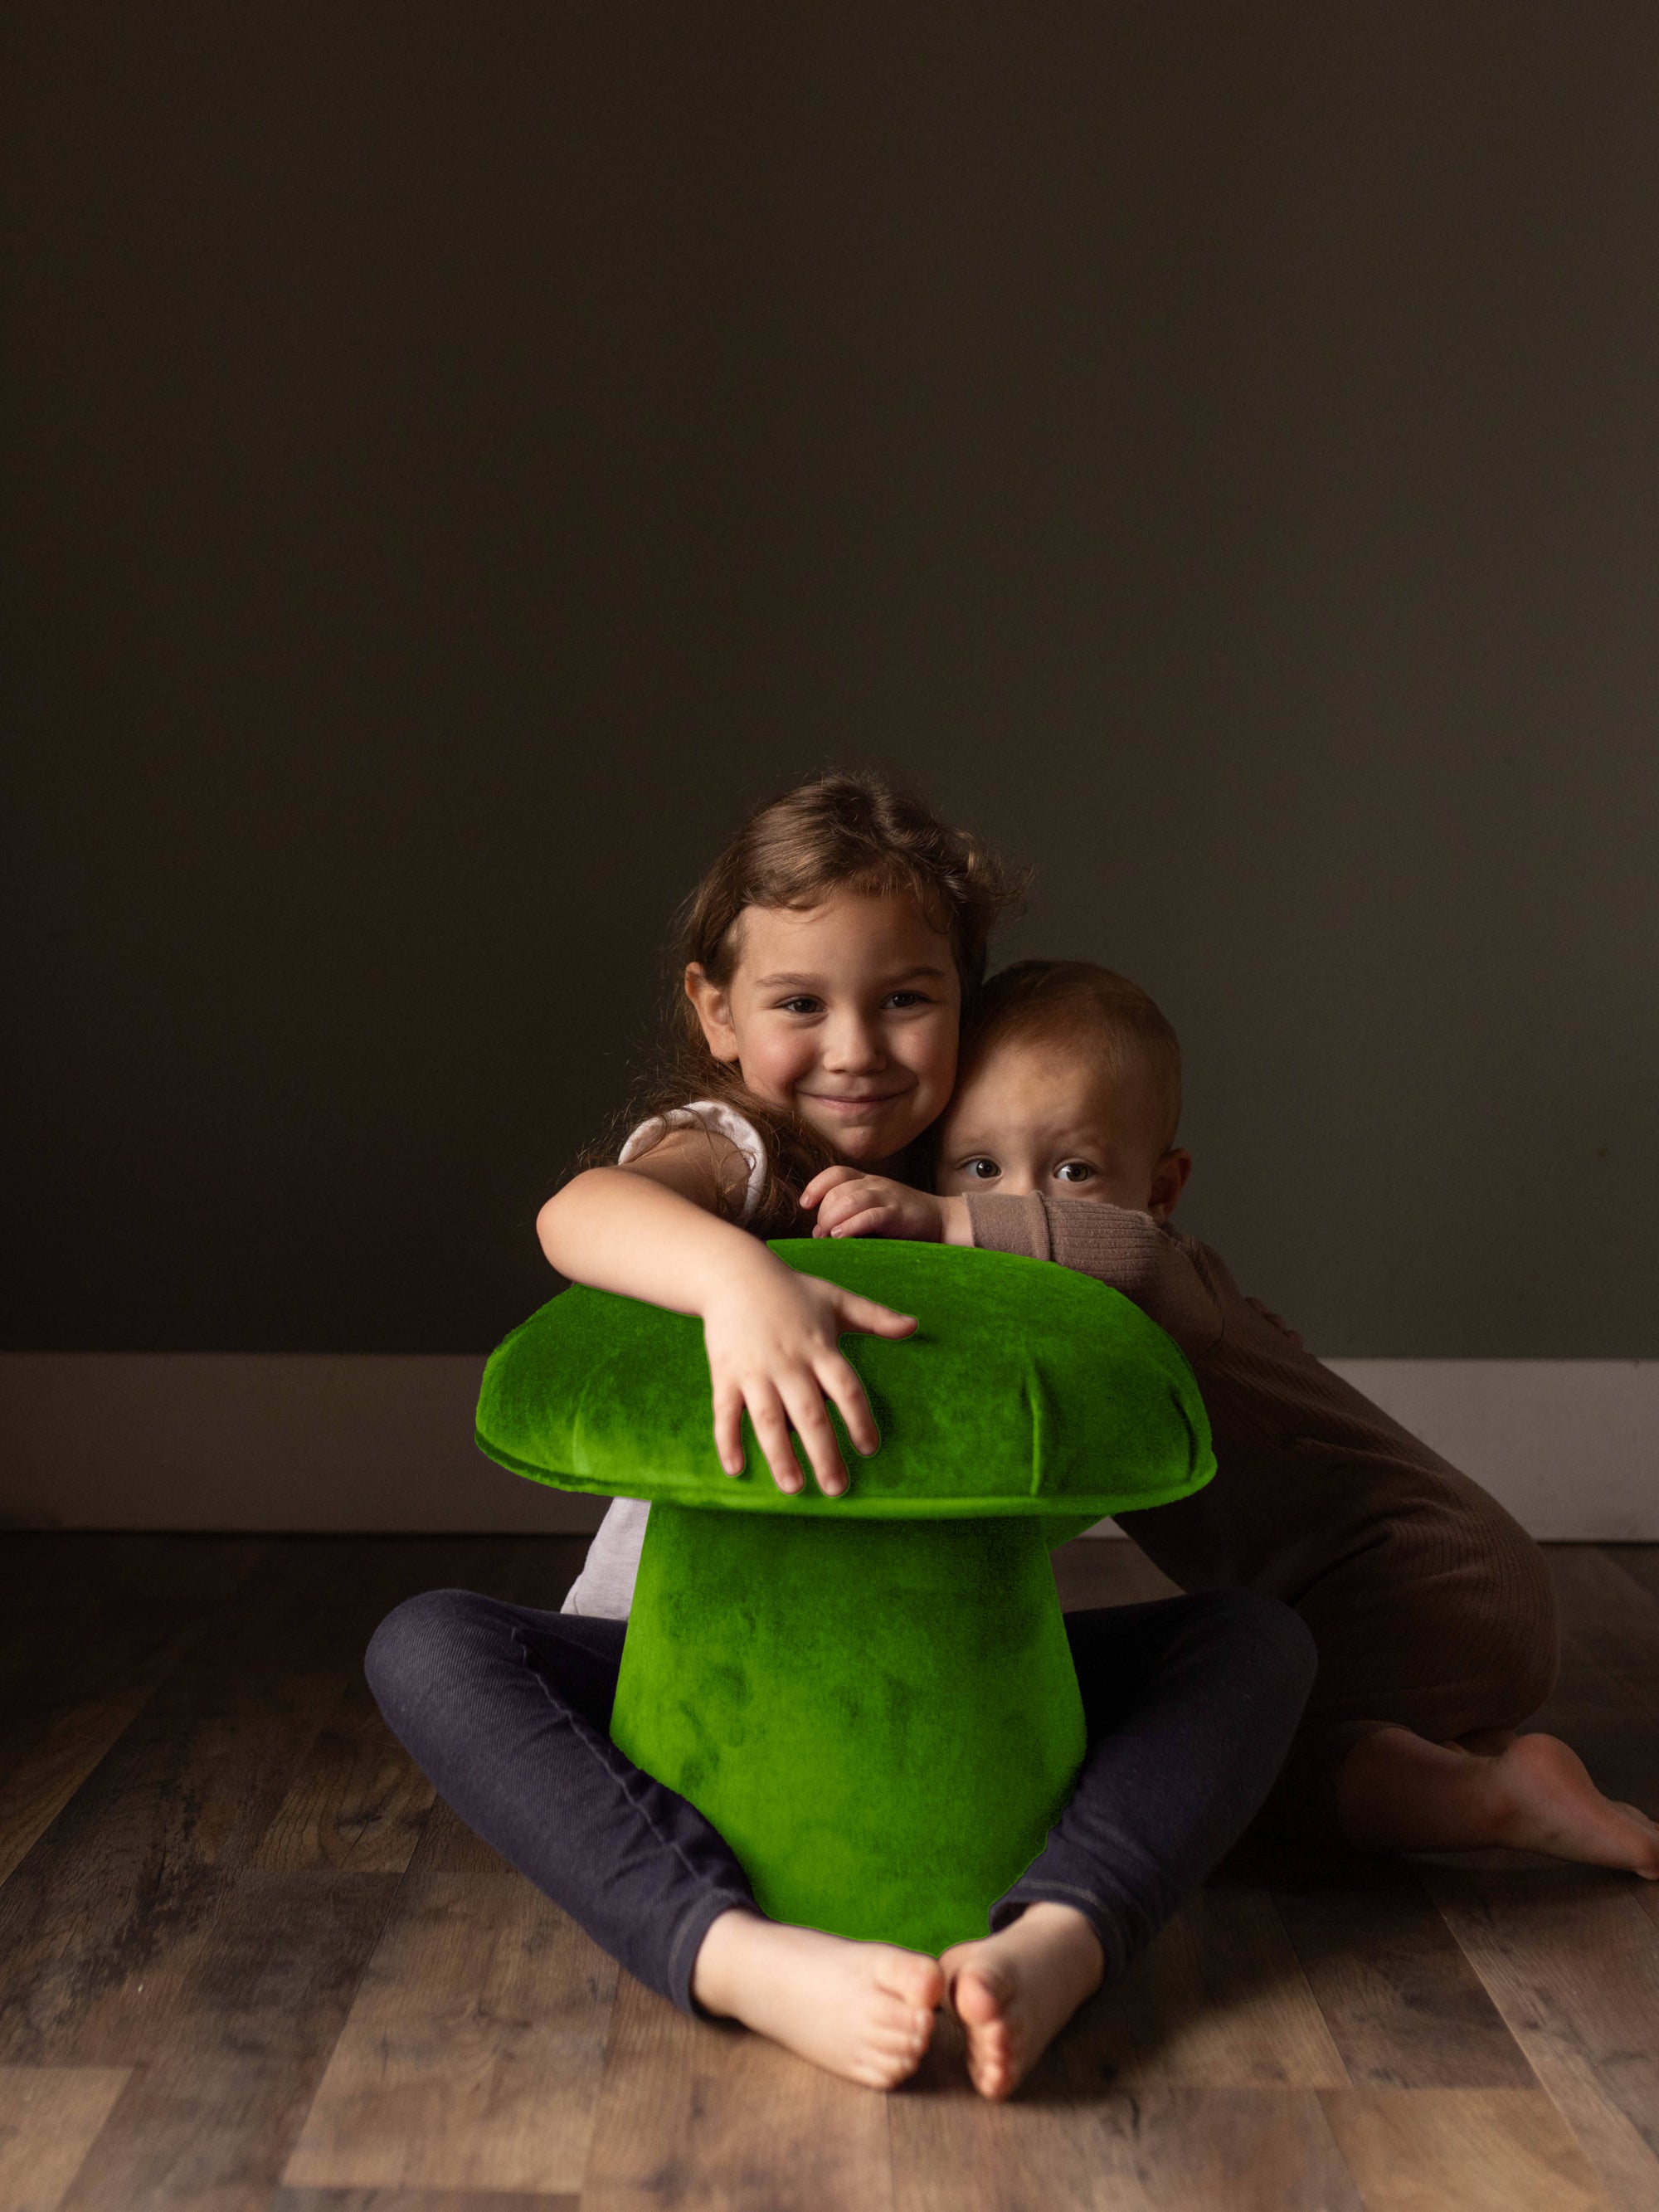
[610,1503,1087,1955]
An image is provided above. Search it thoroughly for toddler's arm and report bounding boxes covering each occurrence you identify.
[538,1141,917,1498]
[964,1193,1224,1357]
[800,1169,1223,1359]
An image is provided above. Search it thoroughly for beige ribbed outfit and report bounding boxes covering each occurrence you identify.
[965,1192,1561,1838]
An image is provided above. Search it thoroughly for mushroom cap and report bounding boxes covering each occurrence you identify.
[476,1238,1216,1519]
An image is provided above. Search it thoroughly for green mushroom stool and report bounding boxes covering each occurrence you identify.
[474,1240,1215,1957]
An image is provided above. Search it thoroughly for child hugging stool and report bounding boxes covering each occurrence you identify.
[367,773,1317,2101]
[805,957,1659,1877]
[474,1234,1220,1958]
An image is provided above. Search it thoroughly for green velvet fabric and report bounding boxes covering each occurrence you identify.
[476,1238,1216,1518]
[475,1240,1218,1951]
[611,1506,1087,1954]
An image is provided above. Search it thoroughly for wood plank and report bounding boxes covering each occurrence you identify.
[403,1797,510,1878]
[0,1691,182,1895]
[279,1530,591,1883]
[1320,2086,1609,2211]
[253,1678,435,1874]
[0,1537,184,1687]
[0,1537,521,2068]
[0,2065,130,2212]
[1598,1546,1659,1614]
[1255,1839,1536,2088]
[1065,1873,1350,2090]
[568,1974,709,2212]
[891,2078,1361,2212]
[887,1869,1350,2209]
[0,1532,142,1597]
[581,1971,896,2212]
[1089,2090,1363,2212]
[283,1873,617,2196]
[888,2011,1106,2212]
[1425,1860,1659,2212]
[0,1537,269,1887]
[272,2190,578,2210]
[1550,1547,1659,1727]
[54,1869,398,2212]
[498,1535,595,1613]
[0,1537,267,1703]
[432,1535,596,1619]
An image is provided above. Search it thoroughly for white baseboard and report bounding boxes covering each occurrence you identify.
[0,1353,598,1535]
[1,1353,1654,1540]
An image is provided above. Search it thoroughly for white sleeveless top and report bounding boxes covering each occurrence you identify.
[559,1100,767,1619]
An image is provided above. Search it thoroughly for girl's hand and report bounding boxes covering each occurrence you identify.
[800,1164,949,1243]
[701,1253,917,1497]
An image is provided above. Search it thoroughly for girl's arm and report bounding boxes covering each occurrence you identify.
[538,1140,917,1498]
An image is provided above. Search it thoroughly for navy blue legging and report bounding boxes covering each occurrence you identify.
[367,1584,1313,2014]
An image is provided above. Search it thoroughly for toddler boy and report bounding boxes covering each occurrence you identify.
[805,960,1659,1881]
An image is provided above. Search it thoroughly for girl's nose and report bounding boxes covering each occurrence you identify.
[822,1016,883,1070]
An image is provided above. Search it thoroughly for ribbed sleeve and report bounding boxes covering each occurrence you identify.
[964,1194,1224,1357]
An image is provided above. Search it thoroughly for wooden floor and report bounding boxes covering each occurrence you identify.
[2,1537,1658,2212]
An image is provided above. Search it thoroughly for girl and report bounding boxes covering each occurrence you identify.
[366,774,1316,2101]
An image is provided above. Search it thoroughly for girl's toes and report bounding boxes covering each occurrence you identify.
[969,2047,1015,2099]
[951,1963,1010,2028]
[869,2021,927,2058]
[882,1952,946,2010]
[864,2032,928,2088]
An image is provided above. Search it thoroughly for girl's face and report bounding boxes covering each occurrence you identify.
[686,890,961,1167]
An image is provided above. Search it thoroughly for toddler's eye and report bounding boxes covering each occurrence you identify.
[962,1157,1000,1181]
[1054,1162,1096,1183]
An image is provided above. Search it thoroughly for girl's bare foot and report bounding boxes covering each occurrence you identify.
[938,1902,1105,2101]
[1337,1724,1659,1875]
[689,1909,944,2089]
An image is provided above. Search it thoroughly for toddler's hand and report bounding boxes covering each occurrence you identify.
[800,1164,947,1243]
[701,1254,917,1498]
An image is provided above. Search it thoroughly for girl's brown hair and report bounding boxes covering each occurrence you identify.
[596,772,1026,1233]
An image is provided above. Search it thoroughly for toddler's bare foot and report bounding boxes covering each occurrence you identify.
[939,1902,1105,2101]
[1338,1723,1659,1874]
[690,1909,943,2089]
[1487,1732,1659,1875]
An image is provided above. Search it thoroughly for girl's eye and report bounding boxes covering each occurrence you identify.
[777,996,822,1016]
[1054,1162,1096,1183]
[884,990,928,1009]
[963,1157,1000,1181]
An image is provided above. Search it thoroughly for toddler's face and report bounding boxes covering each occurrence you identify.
[687,890,961,1167]
[936,1036,1190,1222]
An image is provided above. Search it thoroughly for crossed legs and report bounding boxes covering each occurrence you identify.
[365,1584,1315,2097]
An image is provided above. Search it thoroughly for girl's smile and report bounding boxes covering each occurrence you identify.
[800,1086,910,1113]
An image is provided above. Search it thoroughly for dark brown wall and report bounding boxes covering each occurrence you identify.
[5,4,1656,1355]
